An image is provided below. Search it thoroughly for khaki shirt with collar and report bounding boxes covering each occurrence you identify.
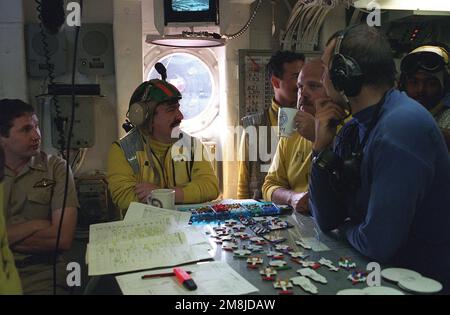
[3,151,79,260]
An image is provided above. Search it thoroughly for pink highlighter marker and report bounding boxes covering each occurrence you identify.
[173,267,197,291]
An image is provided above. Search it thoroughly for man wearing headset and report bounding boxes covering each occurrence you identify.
[0,99,78,294]
[107,79,219,214]
[310,24,450,293]
[400,43,450,150]
[0,145,22,294]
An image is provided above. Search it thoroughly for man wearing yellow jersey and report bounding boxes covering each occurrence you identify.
[238,51,305,200]
[0,145,22,294]
[263,59,326,213]
[107,79,219,214]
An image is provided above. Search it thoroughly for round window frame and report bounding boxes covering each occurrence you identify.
[144,47,220,135]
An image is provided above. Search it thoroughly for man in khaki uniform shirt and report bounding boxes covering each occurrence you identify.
[0,99,78,294]
[0,145,22,294]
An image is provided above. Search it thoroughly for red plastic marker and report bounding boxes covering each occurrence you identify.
[141,270,191,280]
[173,267,197,291]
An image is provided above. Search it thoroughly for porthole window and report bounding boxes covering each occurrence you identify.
[144,47,220,136]
[147,52,216,121]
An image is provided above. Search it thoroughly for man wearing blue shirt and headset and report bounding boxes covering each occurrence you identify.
[309,24,450,293]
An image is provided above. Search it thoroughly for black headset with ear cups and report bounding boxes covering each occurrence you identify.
[314,26,389,192]
[329,27,364,98]
[313,91,386,192]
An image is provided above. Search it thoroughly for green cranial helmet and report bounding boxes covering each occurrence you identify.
[127,79,182,128]
[129,79,182,106]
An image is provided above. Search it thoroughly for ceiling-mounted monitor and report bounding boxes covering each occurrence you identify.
[164,0,219,25]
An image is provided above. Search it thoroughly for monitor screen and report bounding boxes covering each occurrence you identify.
[172,0,210,12]
[164,0,219,24]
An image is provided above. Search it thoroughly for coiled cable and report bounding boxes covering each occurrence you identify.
[35,0,67,155]
[223,0,264,40]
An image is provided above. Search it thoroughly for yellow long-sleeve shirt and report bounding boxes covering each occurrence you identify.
[237,100,280,199]
[0,182,22,295]
[262,115,351,201]
[262,133,313,201]
[107,135,219,213]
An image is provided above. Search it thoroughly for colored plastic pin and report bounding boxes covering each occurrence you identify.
[266,251,284,259]
[246,244,263,252]
[289,251,309,259]
[247,257,264,269]
[301,260,321,270]
[338,257,356,270]
[222,243,238,251]
[233,249,252,258]
[264,235,286,244]
[269,260,291,271]
[347,271,367,285]
[260,267,277,281]
[275,244,291,252]
[274,280,294,295]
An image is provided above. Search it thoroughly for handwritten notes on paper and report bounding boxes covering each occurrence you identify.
[125,202,191,225]
[88,232,211,276]
[87,202,211,276]
[89,216,177,244]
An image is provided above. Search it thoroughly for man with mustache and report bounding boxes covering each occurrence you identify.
[0,99,78,294]
[107,79,219,214]
[262,58,325,214]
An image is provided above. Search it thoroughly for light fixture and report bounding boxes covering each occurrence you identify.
[148,31,225,48]
[148,0,263,48]
[354,0,450,12]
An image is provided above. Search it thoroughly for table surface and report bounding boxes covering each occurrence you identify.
[84,211,401,295]
[205,212,396,295]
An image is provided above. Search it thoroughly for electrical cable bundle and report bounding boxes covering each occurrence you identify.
[281,0,340,51]
[35,0,84,295]
[35,0,66,155]
[223,0,264,40]
[53,0,84,295]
